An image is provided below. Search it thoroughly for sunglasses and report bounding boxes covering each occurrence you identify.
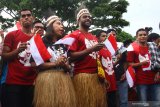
[21,14,32,18]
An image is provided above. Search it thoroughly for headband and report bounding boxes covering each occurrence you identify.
[46,15,61,27]
[76,9,91,21]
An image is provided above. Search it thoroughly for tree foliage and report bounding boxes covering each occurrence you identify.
[0,0,129,34]
[116,31,135,42]
[85,0,129,29]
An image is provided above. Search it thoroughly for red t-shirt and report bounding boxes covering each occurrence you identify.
[4,30,37,85]
[99,48,117,92]
[127,42,157,85]
[69,30,98,74]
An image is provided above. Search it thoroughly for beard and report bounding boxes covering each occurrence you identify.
[80,20,91,29]
[22,21,32,28]
[23,23,31,28]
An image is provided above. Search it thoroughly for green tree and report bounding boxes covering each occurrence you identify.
[0,0,129,33]
[85,0,129,30]
[117,31,135,42]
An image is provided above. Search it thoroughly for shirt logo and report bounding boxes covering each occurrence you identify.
[138,54,151,71]
[85,38,97,59]
[48,44,67,62]
[18,41,31,66]
[102,56,114,75]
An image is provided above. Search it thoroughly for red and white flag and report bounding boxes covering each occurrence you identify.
[103,34,118,56]
[126,66,136,87]
[29,34,51,66]
[55,35,75,46]
[127,44,134,52]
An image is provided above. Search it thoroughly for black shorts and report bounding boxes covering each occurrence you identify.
[1,84,34,107]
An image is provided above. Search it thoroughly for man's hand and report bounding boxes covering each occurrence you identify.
[120,73,126,81]
[140,60,150,66]
[91,43,104,52]
[154,72,160,82]
[17,42,28,53]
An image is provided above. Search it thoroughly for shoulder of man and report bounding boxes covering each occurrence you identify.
[6,30,19,36]
[68,30,80,36]
[4,30,20,41]
[147,42,156,46]
[147,42,158,51]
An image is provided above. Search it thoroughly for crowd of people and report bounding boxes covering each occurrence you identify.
[0,6,160,107]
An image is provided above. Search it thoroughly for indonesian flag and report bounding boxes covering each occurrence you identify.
[127,44,134,52]
[103,34,118,56]
[55,35,75,45]
[29,34,52,66]
[126,66,136,87]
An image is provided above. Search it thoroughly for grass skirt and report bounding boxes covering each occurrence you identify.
[34,69,76,107]
[73,73,107,107]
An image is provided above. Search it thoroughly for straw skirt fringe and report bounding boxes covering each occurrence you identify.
[34,70,76,107]
[73,73,107,107]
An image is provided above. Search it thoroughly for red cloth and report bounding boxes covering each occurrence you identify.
[69,30,98,74]
[4,30,37,85]
[29,34,51,66]
[99,48,117,92]
[127,42,157,85]
[126,66,136,87]
[103,34,118,56]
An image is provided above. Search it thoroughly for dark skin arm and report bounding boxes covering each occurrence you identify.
[119,61,149,81]
[113,53,122,66]
[2,42,28,61]
[31,62,57,71]
[128,60,149,68]
[154,72,160,82]
[31,56,70,71]
[69,43,104,61]
[120,62,128,81]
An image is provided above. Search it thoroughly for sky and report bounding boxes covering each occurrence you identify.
[121,0,160,36]
[1,0,160,36]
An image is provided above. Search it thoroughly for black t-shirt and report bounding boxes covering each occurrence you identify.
[114,50,127,81]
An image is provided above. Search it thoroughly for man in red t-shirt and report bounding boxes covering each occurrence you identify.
[96,30,117,107]
[68,7,106,107]
[127,28,160,106]
[2,9,36,107]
